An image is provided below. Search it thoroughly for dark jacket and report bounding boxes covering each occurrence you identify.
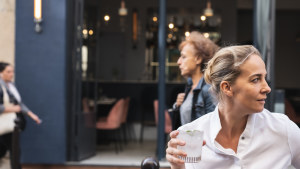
[172,77,216,129]
[0,78,27,130]
[0,78,30,115]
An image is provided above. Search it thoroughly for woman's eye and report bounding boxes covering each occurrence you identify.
[252,78,259,83]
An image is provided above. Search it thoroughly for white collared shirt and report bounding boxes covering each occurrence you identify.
[178,106,300,169]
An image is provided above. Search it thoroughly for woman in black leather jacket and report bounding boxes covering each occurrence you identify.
[172,31,218,129]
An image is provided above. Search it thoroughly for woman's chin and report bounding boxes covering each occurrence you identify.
[254,107,264,113]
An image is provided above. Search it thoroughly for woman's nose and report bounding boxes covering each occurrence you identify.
[177,57,181,65]
[262,79,271,94]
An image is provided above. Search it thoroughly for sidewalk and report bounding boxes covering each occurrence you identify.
[0,155,11,169]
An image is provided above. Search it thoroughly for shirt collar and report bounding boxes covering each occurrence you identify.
[209,105,222,145]
[209,105,257,153]
[187,77,204,91]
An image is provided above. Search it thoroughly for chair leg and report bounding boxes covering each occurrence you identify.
[113,130,119,154]
[140,122,144,143]
[117,129,122,152]
[117,128,123,152]
[128,123,137,142]
[122,124,128,145]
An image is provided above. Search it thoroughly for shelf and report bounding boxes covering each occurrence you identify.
[82,78,185,84]
[150,62,178,67]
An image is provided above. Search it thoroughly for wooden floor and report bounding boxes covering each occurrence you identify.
[22,165,170,169]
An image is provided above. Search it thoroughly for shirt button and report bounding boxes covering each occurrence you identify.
[241,136,245,140]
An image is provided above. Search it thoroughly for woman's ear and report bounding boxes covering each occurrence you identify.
[195,56,203,65]
[220,81,233,97]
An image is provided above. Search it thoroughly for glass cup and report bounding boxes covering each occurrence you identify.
[177,130,204,163]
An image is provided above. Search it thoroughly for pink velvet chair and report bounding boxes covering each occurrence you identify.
[285,99,300,125]
[121,97,131,143]
[153,100,172,134]
[121,97,130,124]
[96,98,125,153]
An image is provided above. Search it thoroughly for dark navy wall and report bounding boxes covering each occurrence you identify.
[15,0,67,164]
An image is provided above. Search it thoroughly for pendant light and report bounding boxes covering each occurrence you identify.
[203,0,213,17]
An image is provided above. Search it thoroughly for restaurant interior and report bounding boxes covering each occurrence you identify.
[65,0,300,167]
[3,0,298,167]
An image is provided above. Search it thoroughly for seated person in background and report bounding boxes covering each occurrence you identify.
[172,31,218,129]
[166,45,300,169]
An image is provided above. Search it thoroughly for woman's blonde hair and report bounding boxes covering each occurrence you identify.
[204,45,262,102]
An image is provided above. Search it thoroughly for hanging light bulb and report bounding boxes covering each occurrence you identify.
[118,0,128,16]
[88,29,94,36]
[168,16,175,29]
[204,0,214,17]
[82,29,88,39]
[153,16,158,23]
[200,15,206,21]
[185,31,190,37]
[168,23,174,29]
[203,32,210,38]
[104,14,110,22]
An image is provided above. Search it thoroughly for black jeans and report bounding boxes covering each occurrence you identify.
[0,133,12,158]
[0,131,21,169]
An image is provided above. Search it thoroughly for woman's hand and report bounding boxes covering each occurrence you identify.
[166,130,186,169]
[176,93,185,108]
[27,111,42,124]
[166,130,207,169]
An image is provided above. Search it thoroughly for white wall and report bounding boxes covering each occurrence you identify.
[0,0,15,65]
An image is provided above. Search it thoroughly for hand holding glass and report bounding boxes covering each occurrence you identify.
[177,130,204,163]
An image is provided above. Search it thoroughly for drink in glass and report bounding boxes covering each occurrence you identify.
[177,130,204,163]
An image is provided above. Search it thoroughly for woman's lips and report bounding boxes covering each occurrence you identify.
[257,99,266,104]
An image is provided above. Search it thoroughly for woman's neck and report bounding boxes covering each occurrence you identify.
[191,71,203,90]
[218,103,248,138]
[215,103,248,153]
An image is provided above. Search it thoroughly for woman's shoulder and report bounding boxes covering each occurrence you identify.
[257,109,300,149]
[258,109,290,122]
[202,83,211,91]
[178,111,213,131]
[198,82,211,98]
[256,109,293,132]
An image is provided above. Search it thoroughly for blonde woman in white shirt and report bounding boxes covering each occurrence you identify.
[166,45,300,169]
